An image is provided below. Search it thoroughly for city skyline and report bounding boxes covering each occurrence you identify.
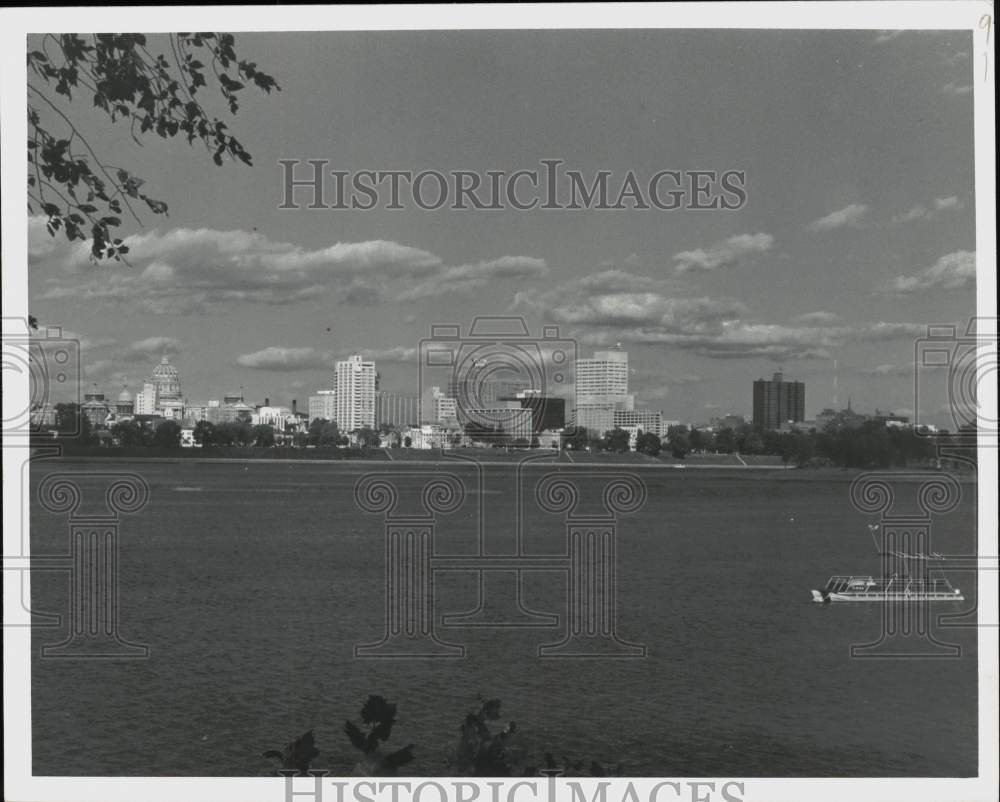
[26,29,977,427]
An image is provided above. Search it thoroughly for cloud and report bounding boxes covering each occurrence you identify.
[511,269,924,361]
[806,203,868,232]
[891,195,965,223]
[794,311,841,325]
[888,250,975,293]
[236,347,330,371]
[942,82,973,96]
[874,31,905,44]
[351,347,419,363]
[861,363,913,377]
[124,336,182,360]
[396,256,548,301]
[83,359,114,379]
[673,233,773,273]
[30,221,547,313]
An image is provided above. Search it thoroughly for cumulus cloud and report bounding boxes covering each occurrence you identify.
[806,203,868,232]
[30,221,547,313]
[673,233,773,273]
[941,82,973,95]
[888,250,975,293]
[236,347,330,371]
[794,311,841,325]
[511,270,923,361]
[351,347,419,363]
[892,195,964,223]
[396,256,548,301]
[861,363,913,377]
[124,336,182,360]
[874,31,905,44]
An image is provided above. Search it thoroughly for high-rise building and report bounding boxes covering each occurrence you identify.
[309,390,337,423]
[375,392,419,428]
[334,354,376,431]
[135,380,158,416]
[573,344,634,435]
[421,386,458,424]
[752,371,805,429]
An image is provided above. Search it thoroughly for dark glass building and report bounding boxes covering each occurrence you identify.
[752,371,805,429]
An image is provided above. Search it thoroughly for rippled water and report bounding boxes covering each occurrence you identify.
[29,460,978,776]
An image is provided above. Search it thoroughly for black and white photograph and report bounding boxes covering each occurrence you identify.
[2,4,997,802]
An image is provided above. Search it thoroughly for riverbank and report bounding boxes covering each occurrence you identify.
[30,450,975,477]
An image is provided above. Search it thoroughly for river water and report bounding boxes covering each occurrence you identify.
[29,459,978,776]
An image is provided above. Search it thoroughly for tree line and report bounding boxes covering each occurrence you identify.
[40,404,954,469]
[562,419,946,469]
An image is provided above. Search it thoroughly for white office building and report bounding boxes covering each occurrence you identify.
[573,344,635,435]
[309,390,337,423]
[334,355,376,431]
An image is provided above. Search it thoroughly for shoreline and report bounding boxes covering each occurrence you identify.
[29,453,975,477]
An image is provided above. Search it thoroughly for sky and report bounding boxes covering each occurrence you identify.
[27,29,978,426]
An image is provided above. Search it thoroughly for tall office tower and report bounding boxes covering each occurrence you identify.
[752,371,806,429]
[573,344,635,435]
[334,354,376,431]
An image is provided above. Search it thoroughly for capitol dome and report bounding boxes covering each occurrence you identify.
[118,387,133,403]
[149,355,181,398]
[151,355,179,380]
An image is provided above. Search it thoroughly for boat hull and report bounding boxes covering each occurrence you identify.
[811,590,964,603]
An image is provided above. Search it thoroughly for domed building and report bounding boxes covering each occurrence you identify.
[135,356,186,420]
[81,383,112,428]
[151,356,182,400]
[115,385,134,417]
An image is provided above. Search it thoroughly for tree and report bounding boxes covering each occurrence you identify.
[193,419,215,446]
[715,427,736,454]
[635,431,661,456]
[153,419,181,448]
[28,33,279,261]
[262,731,319,777]
[561,426,591,451]
[354,426,380,448]
[666,424,690,459]
[688,428,704,452]
[601,427,630,453]
[211,421,238,446]
[234,420,254,446]
[252,424,275,447]
[111,419,143,448]
[52,401,94,448]
[403,436,412,448]
[343,695,414,776]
